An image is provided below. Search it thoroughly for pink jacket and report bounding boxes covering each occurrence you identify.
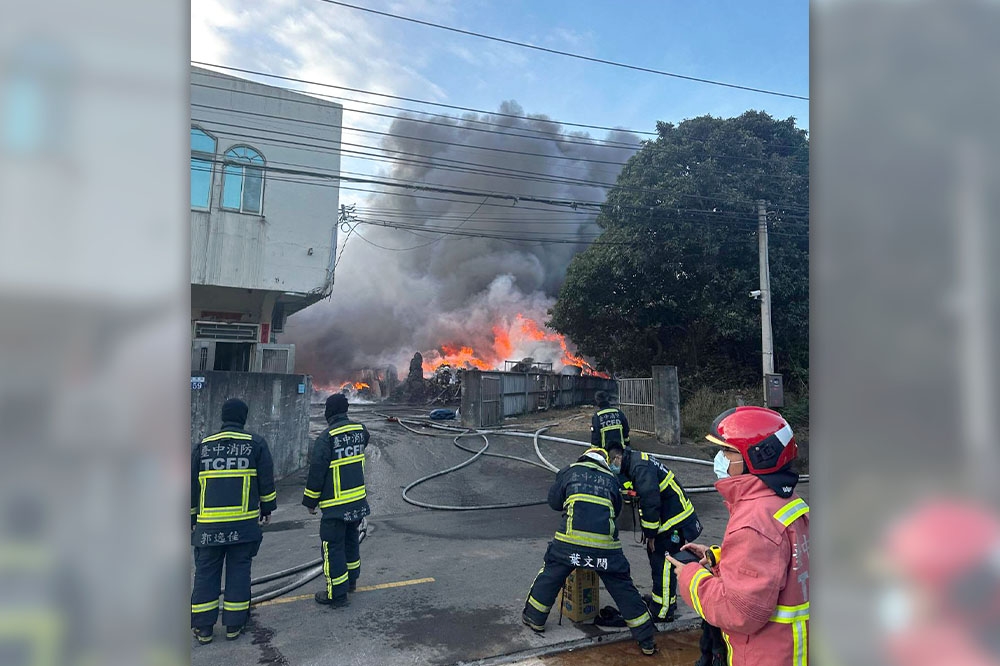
[678,475,810,666]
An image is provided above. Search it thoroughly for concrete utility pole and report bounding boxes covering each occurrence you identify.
[757,200,775,405]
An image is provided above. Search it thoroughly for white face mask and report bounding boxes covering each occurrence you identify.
[713,450,732,479]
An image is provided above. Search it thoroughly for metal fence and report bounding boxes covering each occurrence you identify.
[617,377,655,433]
[461,370,616,428]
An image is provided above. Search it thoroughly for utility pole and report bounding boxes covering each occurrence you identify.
[757,200,775,406]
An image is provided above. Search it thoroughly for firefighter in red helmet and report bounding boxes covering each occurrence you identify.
[668,406,809,666]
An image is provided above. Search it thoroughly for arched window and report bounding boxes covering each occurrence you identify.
[222,145,265,214]
[190,127,216,210]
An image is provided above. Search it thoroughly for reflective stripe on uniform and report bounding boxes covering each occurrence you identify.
[202,431,253,443]
[554,532,621,549]
[771,602,810,623]
[658,471,695,533]
[190,508,197,515]
[191,600,219,614]
[303,488,321,499]
[640,518,660,530]
[196,510,258,523]
[318,490,366,508]
[793,619,808,666]
[223,600,250,611]
[689,568,712,619]
[527,596,550,613]
[260,491,277,502]
[571,461,616,477]
[329,424,365,436]
[329,572,348,586]
[347,560,360,570]
[624,610,652,628]
[722,631,734,666]
[659,557,672,618]
[774,498,809,526]
[323,542,332,597]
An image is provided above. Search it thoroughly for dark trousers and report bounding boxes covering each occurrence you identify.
[191,541,256,628]
[523,541,655,644]
[321,519,361,600]
[647,530,685,619]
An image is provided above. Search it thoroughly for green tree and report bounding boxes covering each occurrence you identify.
[549,111,809,390]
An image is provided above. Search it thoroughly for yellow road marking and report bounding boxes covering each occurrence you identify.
[253,577,435,608]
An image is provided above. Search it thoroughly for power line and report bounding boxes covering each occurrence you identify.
[314,0,809,101]
[191,68,810,151]
[192,117,811,213]
[193,155,810,228]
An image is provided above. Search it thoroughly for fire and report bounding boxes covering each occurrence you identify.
[353,382,370,390]
[421,314,608,377]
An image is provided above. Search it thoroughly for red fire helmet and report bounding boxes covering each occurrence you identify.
[705,406,797,475]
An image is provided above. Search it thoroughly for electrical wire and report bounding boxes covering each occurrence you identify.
[313,1,809,101]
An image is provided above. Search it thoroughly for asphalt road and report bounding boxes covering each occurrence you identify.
[190,405,809,665]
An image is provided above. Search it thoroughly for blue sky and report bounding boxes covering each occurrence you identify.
[193,0,809,144]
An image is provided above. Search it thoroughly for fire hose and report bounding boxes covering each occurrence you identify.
[385,414,808,509]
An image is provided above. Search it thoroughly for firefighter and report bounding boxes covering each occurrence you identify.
[604,440,702,622]
[591,390,630,450]
[668,407,809,666]
[522,447,659,656]
[191,398,277,644]
[303,393,370,607]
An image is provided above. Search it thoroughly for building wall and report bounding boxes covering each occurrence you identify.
[191,371,314,479]
[190,66,342,297]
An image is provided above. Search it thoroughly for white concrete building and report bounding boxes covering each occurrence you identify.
[189,66,342,372]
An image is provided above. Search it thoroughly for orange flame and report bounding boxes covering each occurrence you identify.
[353,382,370,390]
[420,314,607,377]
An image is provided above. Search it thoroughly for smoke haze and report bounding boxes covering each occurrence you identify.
[284,101,639,384]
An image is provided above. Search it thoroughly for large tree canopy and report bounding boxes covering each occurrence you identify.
[549,111,809,389]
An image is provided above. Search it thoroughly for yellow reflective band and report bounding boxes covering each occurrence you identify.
[202,431,253,443]
[329,424,364,436]
[774,498,810,526]
[565,493,614,510]
[722,631,735,666]
[197,510,258,523]
[330,454,365,467]
[347,560,360,570]
[658,503,694,533]
[625,611,652,628]
[260,491,277,502]
[640,519,660,530]
[659,558,672,618]
[191,600,219,613]
[771,602,810,623]
[329,572,349,586]
[527,596,550,613]
[658,470,674,492]
[223,600,250,611]
[640,452,650,461]
[689,568,712,619]
[318,490,367,508]
[190,508,198,515]
[597,409,619,416]
[323,542,331,597]
[554,532,621,550]
[198,469,257,478]
[793,619,808,666]
[303,489,321,499]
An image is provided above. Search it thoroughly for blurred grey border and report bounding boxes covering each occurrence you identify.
[815,0,999,664]
[0,1,189,664]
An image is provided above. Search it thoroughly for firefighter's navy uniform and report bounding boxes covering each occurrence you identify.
[591,405,630,450]
[618,446,702,620]
[302,394,370,605]
[190,399,276,638]
[523,448,656,650]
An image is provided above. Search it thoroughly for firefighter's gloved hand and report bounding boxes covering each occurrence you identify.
[259,512,271,525]
[307,506,317,515]
[646,537,656,554]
